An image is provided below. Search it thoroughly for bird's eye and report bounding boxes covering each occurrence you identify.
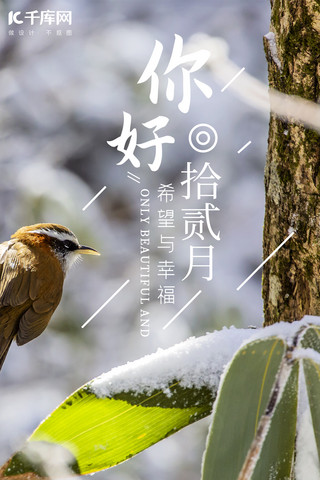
[58,239,77,252]
[63,240,76,250]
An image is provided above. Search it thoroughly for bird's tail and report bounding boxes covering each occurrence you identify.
[0,337,14,371]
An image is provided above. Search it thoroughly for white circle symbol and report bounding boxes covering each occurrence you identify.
[188,124,218,153]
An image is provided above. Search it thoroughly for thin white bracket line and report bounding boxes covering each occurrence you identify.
[82,279,130,328]
[236,231,295,291]
[82,186,107,211]
[221,67,245,92]
[237,140,252,154]
[163,290,202,330]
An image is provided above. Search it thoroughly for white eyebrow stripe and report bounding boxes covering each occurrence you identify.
[29,229,77,244]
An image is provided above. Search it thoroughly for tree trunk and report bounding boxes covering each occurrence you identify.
[262,0,320,326]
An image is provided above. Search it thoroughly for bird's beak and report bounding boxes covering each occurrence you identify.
[77,245,100,256]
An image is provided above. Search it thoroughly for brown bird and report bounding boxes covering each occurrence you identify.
[0,223,100,370]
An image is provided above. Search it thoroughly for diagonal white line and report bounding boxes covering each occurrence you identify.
[127,173,141,184]
[236,232,295,291]
[82,279,130,328]
[82,186,107,211]
[127,171,140,180]
[237,140,252,154]
[221,67,245,92]
[163,290,202,330]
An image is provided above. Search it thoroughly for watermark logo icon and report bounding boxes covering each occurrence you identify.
[8,10,72,37]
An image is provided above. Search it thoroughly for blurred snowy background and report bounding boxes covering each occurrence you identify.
[0,0,270,478]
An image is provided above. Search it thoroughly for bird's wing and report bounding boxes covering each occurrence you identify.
[16,246,63,345]
[0,241,33,306]
[0,241,62,355]
[0,241,33,365]
[16,308,53,345]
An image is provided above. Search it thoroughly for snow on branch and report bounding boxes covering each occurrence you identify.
[91,327,252,398]
[90,317,320,399]
[187,34,320,133]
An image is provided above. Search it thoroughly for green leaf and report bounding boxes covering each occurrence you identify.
[5,380,214,477]
[302,325,320,461]
[251,361,299,480]
[202,337,286,480]
[301,325,320,353]
[303,360,320,460]
[3,328,252,477]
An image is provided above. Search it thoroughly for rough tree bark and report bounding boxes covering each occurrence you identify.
[263,0,320,325]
